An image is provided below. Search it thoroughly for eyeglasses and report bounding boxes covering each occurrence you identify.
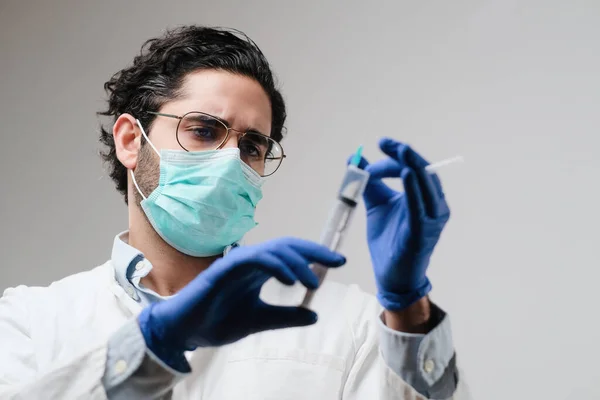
[147,111,286,177]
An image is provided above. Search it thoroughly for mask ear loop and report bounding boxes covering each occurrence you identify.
[130,170,146,201]
[130,119,161,201]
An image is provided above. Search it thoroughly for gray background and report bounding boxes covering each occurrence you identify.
[1,0,598,398]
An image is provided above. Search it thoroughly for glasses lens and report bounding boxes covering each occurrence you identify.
[176,112,228,151]
[239,132,284,176]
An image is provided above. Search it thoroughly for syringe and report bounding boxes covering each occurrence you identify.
[301,146,370,308]
[300,147,464,309]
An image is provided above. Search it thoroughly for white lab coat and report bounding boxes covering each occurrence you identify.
[0,261,471,399]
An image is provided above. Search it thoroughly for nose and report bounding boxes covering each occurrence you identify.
[220,130,242,149]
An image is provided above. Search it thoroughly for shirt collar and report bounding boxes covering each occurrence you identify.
[111,231,238,305]
[112,231,143,278]
[111,231,145,302]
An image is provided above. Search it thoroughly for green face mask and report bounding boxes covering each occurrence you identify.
[131,120,263,257]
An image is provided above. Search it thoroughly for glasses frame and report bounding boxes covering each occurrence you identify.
[147,111,286,177]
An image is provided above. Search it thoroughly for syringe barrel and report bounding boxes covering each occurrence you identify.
[301,166,370,308]
[318,165,368,253]
[319,198,356,251]
[309,199,356,285]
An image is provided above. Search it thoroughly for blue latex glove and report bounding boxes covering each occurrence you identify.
[138,237,346,370]
[356,138,450,311]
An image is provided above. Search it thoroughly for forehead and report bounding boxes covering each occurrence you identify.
[163,69,272,136]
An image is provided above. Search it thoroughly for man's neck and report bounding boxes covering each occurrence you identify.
[128,206,219,296]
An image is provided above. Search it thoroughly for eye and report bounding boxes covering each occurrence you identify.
[239,140,262,158]
[265,147,276,160]
[189,125,218,140]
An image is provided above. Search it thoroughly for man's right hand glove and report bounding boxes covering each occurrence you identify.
[137,237,346,370]
[358,139,451,311]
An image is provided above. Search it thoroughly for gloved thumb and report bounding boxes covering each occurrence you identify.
[253,304,318,332]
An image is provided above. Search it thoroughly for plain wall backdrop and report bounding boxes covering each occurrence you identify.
[1,1,599,398]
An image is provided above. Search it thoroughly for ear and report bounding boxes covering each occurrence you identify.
[113,114,141,170]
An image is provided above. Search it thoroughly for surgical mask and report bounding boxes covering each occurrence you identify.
[131,119,263,257]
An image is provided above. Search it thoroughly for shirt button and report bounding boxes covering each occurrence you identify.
[115,359,128,374]
[135,261,144,271]
[424,359,435,373]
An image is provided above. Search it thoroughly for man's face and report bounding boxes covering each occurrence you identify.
[134,69,273,204]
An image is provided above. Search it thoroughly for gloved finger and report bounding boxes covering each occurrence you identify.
[253,303,318,332]
[425,172,445,198]
[379,138,430,169]
[280,238,346,267]
[413,168,451,218]
[412,168,442,218]
[366,156,443,215]
[378,138,448,217]
[364,158,402,179]
[278,246,320,289]
[401,168,426,218]
[253,253,298,286]
[430,173,450,216]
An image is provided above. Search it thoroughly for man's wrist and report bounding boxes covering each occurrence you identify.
[383,296,433,334]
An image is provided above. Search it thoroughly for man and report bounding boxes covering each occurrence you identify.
[0,26,470,399]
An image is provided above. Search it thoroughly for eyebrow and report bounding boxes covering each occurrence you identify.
[246,127,269,137]
[186,112,269,136]
[185,113,227,125]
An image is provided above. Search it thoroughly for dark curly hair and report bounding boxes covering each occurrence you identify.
[98,26,287,203]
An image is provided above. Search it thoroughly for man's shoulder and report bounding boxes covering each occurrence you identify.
[3,261,116,306]
[47,261,115,290]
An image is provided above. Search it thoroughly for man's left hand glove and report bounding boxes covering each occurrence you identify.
[356,138,450,311]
